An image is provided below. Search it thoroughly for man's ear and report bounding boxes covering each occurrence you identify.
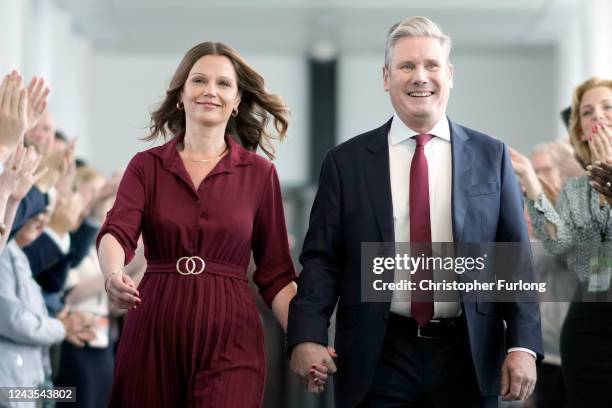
[383,66,390,92]
[448,63,454,89]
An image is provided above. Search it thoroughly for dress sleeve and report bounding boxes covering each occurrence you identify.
[251,164,296,307]
[96,153,147,264]
[525,184,576,255]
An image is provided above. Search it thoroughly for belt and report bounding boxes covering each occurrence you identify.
[146,258,248,281]
[388,313,465,339]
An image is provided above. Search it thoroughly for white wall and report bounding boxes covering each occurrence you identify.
[338,46,558,155]
[88,52,308,186]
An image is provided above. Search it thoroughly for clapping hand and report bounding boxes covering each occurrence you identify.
[0,72,27,152]
[508,147,542,200]
[57,308,97,347]
[0,72,50,156]
[588,123,612,164]
[588,160,612,205]
[0,143,46,200]
[25,76,50,131]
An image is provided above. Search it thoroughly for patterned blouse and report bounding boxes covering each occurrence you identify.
[526,175,612,282]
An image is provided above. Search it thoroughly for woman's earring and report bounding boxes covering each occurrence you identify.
[231,108,238,117]
[176,101,184,110]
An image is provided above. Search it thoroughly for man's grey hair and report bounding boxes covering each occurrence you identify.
[384,16,452,69]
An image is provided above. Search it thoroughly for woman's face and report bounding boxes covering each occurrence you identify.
[181,55,241,128]
[579,86,612,141]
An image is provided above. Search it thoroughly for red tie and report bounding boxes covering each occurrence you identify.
[410,134,434,326]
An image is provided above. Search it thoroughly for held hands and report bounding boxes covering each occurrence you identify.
[105,271,142,310]
[500,351,537,401]
[290,342,338,393]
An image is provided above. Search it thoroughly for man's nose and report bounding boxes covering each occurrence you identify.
[411,66,428,85]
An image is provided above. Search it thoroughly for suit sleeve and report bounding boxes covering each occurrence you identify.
[496,143,544,362]
[9,186,48,236]
[286,151,343,351]
[69,220,99,268]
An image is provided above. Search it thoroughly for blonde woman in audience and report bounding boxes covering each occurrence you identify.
[510,77,612,407]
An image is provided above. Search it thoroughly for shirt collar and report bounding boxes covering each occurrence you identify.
[149,133,254,174]
[388,114,451,146]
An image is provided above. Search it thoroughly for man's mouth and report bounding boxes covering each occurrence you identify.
[407,91,434,97]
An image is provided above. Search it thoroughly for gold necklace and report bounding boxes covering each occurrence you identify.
[181,145,228,163]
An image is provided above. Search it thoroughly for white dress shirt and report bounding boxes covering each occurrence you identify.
[388,114,461,318]
[386,113,536,359]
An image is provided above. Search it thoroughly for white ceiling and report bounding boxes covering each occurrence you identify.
[54,0,581,54]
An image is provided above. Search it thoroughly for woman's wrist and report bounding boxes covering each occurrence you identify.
[104,270,123,292]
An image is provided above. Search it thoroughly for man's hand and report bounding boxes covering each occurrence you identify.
[290,342,337,393]
[500,351,537,401]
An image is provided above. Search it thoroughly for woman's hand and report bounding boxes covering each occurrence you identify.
[105,272,142,310]
[588,123,612,164]
[306,346,337,393]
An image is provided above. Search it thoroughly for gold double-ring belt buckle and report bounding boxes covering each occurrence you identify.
[176,256,205,275]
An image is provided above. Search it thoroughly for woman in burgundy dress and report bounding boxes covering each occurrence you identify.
[96,42,297,407]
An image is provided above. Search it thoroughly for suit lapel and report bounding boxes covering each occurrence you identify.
[450,120,473,242]
[363,119,395,242]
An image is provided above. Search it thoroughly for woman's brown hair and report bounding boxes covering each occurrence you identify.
[146,42,289,159]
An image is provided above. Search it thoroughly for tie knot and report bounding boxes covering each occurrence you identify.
[414,134,434,147]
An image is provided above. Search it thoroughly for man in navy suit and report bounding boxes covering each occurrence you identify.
[287,16,543,407]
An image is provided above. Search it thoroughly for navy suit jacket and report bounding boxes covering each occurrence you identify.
[287,118,544,408]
